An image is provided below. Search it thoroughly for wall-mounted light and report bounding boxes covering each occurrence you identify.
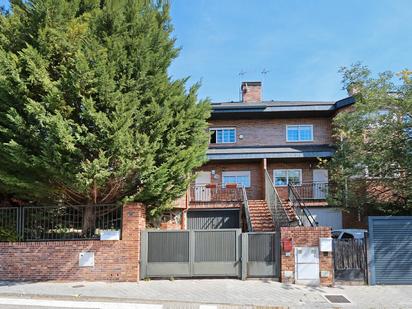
[239,134,244,140]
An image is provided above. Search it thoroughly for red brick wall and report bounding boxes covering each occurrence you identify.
[280,226,333,286]
[200,161,264,200]
[195,160,321,201]
[241,82,261,102]
[0,203,145,282]
[209,118,333,147]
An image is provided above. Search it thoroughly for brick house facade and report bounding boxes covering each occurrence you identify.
[167,82,357,232]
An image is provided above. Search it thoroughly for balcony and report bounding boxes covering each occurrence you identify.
[189,184,244,203]
[289,182,329,200]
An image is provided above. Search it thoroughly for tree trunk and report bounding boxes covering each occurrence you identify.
[82,206,96,237]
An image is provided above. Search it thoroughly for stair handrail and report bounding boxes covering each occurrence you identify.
[264,169,292,228]
[241,185,253,232]
[288,183,318,227]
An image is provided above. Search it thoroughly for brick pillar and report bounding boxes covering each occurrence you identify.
[280,226,333,286]
[122,203,145,241]
[122,203,146,281]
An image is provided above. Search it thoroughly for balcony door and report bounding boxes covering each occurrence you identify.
[313,169,328,199]
[195,171,211,201]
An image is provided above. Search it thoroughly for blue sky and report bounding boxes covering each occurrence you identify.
[2,0,411,102]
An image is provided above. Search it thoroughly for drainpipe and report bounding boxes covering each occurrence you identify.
[181,188,190,230]
[262,158,267,198]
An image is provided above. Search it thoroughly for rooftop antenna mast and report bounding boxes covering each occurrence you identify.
[238,70,247,101]
[261,68,270,101]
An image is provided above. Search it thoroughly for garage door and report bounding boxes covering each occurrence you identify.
[187,209,240,230]
[369,216,412,285]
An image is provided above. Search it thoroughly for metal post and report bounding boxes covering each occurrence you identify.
[189,230,195,277]
[241,233,248,280]
[16,207,24,241]
[140,230,148,280]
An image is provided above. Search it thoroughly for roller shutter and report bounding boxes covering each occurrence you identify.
[369,216,412,285]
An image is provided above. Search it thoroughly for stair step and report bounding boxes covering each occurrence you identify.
[247,200,276,232]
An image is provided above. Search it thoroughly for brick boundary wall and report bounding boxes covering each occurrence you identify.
[280,226,333,286]
[0,203,145,282]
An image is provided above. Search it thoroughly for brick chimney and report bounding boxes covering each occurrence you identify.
[241,81,262,103]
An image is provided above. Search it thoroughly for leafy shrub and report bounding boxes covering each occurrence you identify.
[0,227,18,242]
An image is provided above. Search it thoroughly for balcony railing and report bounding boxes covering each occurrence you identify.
[189,184,244,203]
[289,182,329,200]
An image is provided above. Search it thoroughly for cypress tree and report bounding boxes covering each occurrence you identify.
[0,0,210,216]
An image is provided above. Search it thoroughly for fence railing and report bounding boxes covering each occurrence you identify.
[264,170,291,229]
[0,204,122,242]
[290,182,329,200]
[288,184,318,227]
[189,184,244,202]
[242,186,252,232]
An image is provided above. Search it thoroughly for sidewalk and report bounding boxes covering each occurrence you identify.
[0,279,411,308]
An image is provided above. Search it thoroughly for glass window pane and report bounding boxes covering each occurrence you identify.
[217,130,223,143]
[288,170,301,185]
[223,176,236,185]
[236,176,250,188]
[299,126,312,141]
[223,130,230,142]
[287,126,299,141]
[229,129,235,142]
[274,170,287,186]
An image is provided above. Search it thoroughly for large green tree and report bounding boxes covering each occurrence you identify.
[326,64,412,215]
[0,0,210,216]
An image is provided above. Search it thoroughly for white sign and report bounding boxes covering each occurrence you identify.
[100,230,121,240]
[79,252,94,267]
[320,237,333,252]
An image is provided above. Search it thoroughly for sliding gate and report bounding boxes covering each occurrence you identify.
[140,229,242,278]
[140,230,279,280]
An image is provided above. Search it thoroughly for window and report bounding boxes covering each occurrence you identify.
[273,169,302,186]
[210,128,236,144]
[331,231,341,239]
[286,125,313,142]
[341,233,354,240]
[222,171,251,188]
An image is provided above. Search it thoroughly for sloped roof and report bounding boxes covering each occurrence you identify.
[207,145,335,160]
[210,97,355,118]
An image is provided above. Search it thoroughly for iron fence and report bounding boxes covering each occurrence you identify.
[291,182,329,200]
[0,204,122,241]
[189,184,244,202]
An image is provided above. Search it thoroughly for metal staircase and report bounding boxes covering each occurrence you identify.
[288,183,319,227]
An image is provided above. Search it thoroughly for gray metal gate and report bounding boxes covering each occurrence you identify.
[241,232,279,279]
[141,230,280,280]
[369,216,412,285]
[140,229,241,279]
[187,209,240,230]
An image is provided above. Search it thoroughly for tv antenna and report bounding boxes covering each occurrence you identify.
[260,69,270,101]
